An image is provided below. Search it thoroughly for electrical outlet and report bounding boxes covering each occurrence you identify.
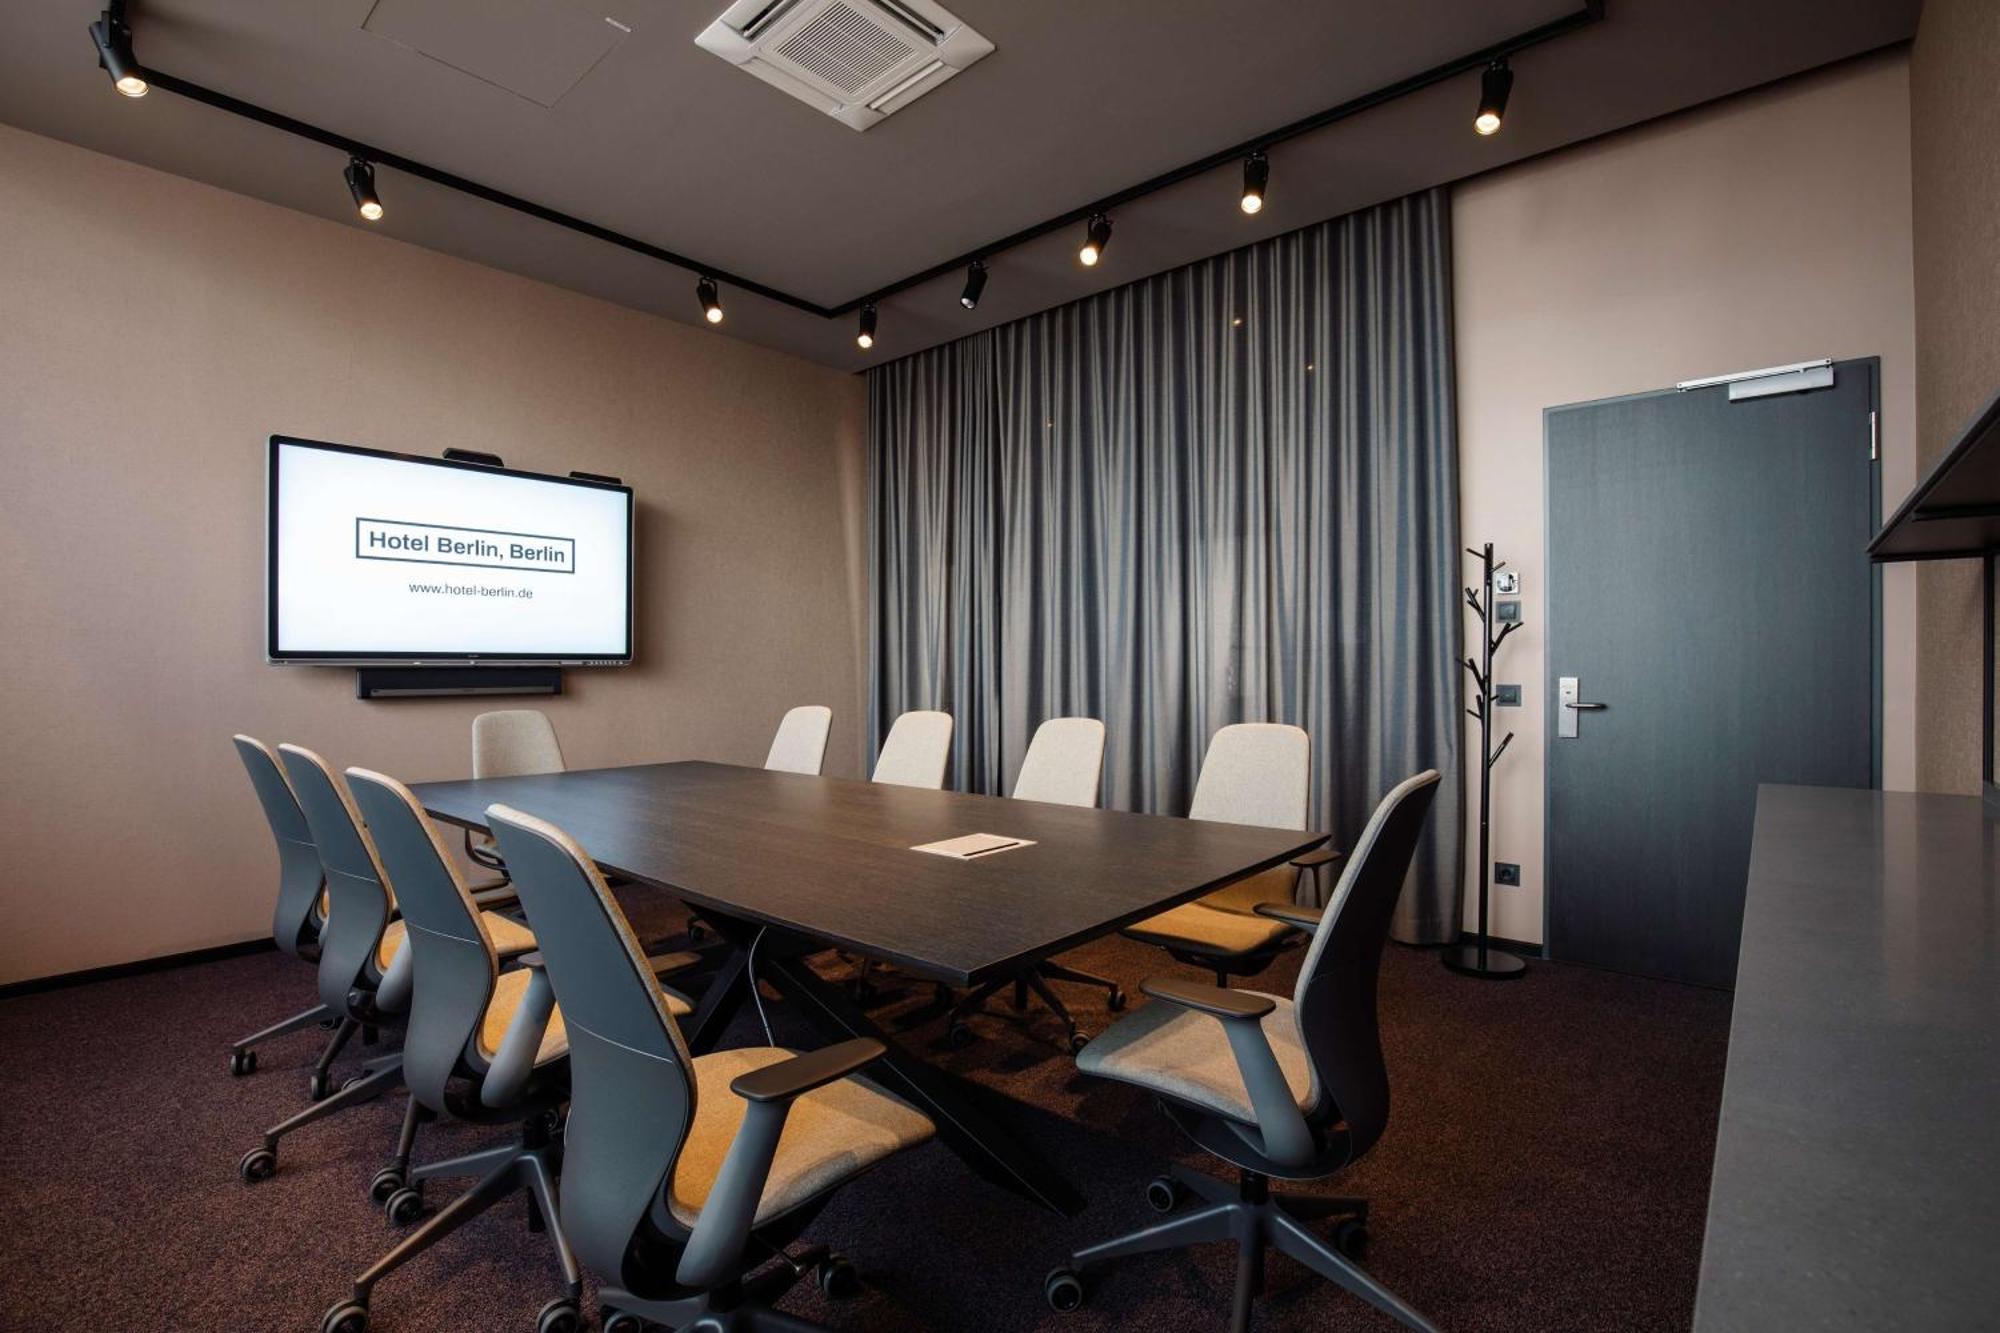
[1493,684,1521,707]
[1494,862,1521,886]
[1494,571,1520,594]
[1496,599,1521,623]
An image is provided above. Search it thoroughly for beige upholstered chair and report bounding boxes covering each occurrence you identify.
[486,803,936,1332]
[947,718,1123,1051]
[466,709,568,877]
[871,709,953,788]
[321,768,695,1333]
[1048,771,1444,1333]
[764,705,833,776]
[1122,724,1325,984]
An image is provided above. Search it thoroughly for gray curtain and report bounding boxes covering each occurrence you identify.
[869,187,1462,943]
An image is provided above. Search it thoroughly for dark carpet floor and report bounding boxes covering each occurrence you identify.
[0,895,1729,1333]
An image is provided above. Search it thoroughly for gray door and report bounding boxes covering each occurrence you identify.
[1545,361,1879,988]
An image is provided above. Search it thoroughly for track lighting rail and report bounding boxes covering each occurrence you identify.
[101,0,1603,325]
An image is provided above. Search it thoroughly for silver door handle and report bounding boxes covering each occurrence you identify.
[1565,701,1607,711]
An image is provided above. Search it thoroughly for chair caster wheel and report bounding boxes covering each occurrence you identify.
[1145,1175,1184,1213]
[602,1311,645,1333]
[321,1300,369,1333]
[818,1254,860,1300]
[535,1296,581,1333]
[1107,986,1127,1012]
[1334,1218,1370,1260]
[239,1147,277,1184]
[309,1071,332,1101]
[229,1049,257,1076]
[687,921,708,946]
[1067,1030,1090,1054]
[368,1167,405,1204]
[384,1186,427,1227]
[1045,1266,1086,1313]
[947,1021,976,1049]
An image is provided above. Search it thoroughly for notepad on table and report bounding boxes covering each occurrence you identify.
[911,832,1036,859]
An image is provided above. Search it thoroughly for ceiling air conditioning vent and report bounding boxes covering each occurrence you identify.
[696,0,993,131]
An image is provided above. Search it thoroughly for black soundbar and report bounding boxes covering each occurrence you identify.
[354,666,563,699]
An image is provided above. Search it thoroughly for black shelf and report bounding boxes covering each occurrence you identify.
[1870,382,2000,563]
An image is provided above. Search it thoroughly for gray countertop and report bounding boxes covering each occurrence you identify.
[1694,785,2000,1330]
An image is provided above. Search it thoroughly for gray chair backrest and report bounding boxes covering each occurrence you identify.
[1188,723,1311,829]
[487,803,697,1288]
[473,709,566,779]
[872,710,953,788]
[764,705,833,776]
[348,768,503,1113]
[1292,770,1440,1167]
[233,734,324,958]
[1011,717,1105,808]
[279,744,395,1014]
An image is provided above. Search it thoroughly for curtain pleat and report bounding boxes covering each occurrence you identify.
[868,187,1462,943]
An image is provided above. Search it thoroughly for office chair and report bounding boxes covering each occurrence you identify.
[321,770,695,1333]
[946,718,1126,1052]
[466,708,568,877]
[227,735,338,1088]
[870,709,953,788]
[237,745,535,1191]
[1122,724,1323,986]
[487,803,937,1333]
[764,705,833,776]
[1046,770,1442,1333]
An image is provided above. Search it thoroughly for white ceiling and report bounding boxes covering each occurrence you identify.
[0,0,1920,369]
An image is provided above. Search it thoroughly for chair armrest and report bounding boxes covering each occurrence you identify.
[677,1037,889,1290]
[481,963,556,1109]
[1290,845,1342,869]
[1253,902,1324,930]
[515,951,544,970]
[1136,977,1315,1169]
[470,884,519,909]
[730,1038,886,1104]
[1140,976,1276,1021]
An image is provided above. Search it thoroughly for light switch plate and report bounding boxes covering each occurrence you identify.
[1493,684,1521,707]
[1494,571,1520,594]
[1496,600,1521,623]
[1494,862,1520,886]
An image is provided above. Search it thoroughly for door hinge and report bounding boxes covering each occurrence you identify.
[1869,409,1878,460]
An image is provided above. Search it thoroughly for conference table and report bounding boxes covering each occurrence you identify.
[413,760,1325,1216]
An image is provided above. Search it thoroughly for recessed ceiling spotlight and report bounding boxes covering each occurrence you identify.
[89,9,147,98]
[344,157,384,221]
[696,275,723,324]
[1240,152,1269,214]
[1475,58,1513,136]
[960,260,988,311]
[1079,213,1113,267]
[857,304,878,350]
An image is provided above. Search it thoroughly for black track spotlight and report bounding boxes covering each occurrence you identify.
[960,260,988,311]
[89,9,147,98]
[1475,58,1513,136]
[344,157,383,221]
[696,275,723,325]
[857,304,878,350]
[1240,152,1269,215]
[1079,213,1113,267]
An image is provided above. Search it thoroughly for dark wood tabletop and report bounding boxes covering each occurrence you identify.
[413,760,1325,987]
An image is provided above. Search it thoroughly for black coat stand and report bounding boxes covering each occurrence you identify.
[1444,542,1528,980]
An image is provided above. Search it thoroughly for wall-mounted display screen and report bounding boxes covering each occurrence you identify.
[267,436,633,664]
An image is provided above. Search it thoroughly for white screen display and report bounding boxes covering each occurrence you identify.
[269,439,632,661]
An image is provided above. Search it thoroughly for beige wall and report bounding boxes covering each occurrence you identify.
[1911,0,2000,795]
[0,124,869,986]
[1451,53,1918,943]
